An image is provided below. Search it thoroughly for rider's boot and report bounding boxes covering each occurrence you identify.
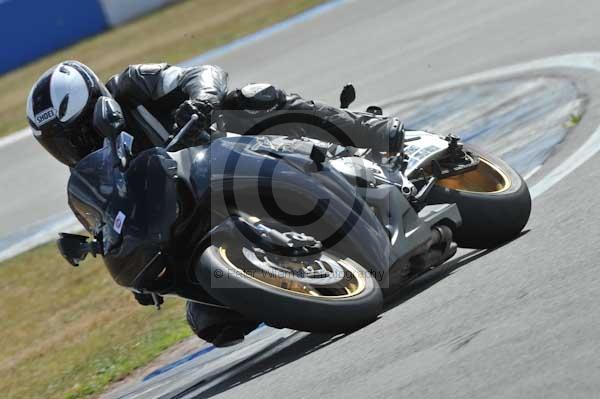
[386,117,405,154]
[186,301,260,347]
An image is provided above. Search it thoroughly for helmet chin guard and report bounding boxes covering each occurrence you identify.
[26,60,108,166]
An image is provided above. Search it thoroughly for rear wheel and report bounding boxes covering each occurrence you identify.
[426,145,531,248]
[195,233,383,333]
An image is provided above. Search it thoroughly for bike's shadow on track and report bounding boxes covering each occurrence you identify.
[190,232,528,399]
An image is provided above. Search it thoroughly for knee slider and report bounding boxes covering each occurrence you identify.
[227,83,286,112]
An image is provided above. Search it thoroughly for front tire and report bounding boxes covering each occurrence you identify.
[427,145,531,248]
[195,240,383,333]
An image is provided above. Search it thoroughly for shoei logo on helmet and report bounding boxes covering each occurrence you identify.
[34,107,57,127]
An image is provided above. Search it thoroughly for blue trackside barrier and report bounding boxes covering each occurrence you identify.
[0,0,174,75]
[0,0,106,74]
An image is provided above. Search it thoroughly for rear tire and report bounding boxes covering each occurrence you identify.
[427,145,531,249]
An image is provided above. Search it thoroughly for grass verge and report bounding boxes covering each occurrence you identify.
[0,242,192,399]
[0,0,326,137]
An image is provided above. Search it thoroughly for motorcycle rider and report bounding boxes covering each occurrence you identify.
[26,60,404,345]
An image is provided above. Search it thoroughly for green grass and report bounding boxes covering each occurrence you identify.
[0,0,326,137]
[0,242,192,399]
[568,113,583,126]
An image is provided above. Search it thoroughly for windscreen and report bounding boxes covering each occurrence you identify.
[67,141,179,261]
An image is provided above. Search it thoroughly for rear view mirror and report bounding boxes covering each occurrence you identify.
[93,96,125,140]
[57,233,100,267]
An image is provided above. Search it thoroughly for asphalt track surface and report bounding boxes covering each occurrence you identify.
[4,0,600,398]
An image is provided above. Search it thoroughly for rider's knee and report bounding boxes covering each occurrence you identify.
[223,83,286,112]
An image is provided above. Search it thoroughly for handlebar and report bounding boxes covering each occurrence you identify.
[165,114,210,151]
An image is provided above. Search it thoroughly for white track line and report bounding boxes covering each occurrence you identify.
[376,53,600,106]
[0,128,31,148]
[0,215,80,263]
[530,124,600,198]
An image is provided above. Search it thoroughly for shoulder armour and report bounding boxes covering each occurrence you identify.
[116,63,170,103]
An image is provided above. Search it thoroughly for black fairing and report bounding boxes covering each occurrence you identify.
[68,143,178,287]
[181,136,391,274]
[68,135,392,292]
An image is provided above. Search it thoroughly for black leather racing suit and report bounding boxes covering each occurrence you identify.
[108,63,402,151]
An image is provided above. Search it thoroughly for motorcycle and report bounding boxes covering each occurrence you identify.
[58,85,531,333]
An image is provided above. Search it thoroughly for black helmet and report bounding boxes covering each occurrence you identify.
[26,61,110,167]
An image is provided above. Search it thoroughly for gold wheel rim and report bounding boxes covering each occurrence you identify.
[218,247,367,299]
[436,157,511,193]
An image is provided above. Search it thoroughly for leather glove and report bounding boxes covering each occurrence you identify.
[174,99,213,132]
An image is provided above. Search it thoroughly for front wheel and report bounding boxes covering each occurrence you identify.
[195,236,383,333]
[426,145,531,248]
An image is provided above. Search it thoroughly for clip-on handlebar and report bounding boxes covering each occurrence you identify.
[165,114,211,151]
